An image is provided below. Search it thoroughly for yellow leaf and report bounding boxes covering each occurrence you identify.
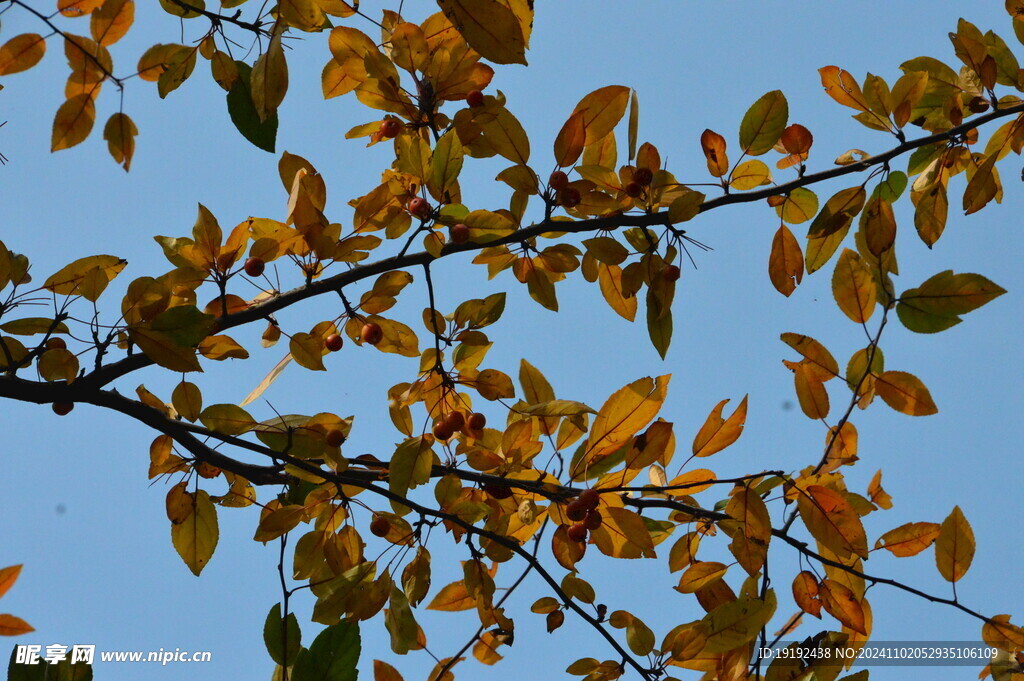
[598,263,636,321]
[38,348,79,383]
[573,374,670,479]
[874,522,940,557]
[171,381,202,422]
[198,334,249,361]
[427,580,475,611]
[52,93,97,152]
[832,249,876,323]
[875,370,937,416]
[475,104,530,164]
[725,486,771,575]
[251,28,288,121]
[437,0,529,65]
[590,507,656,559]
[130,327,202,372]
[103,112,137,171]
[374,659,405,681]
[701,590,777,653]
[677,562,728,594]
[0,34,46,76]
[730,159,771,190]
[797,485,868,560]
[241,353,292,406]
[793,362,829,419]
[91,0,134,46]
[935,505,975,582]
[692,396,748,458]
[290,332,327,371]
[570,85,630,147]
[199,403,256,435]
[171,489,219,575]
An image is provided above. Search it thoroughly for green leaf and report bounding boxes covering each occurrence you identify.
[738,90,788,155]
[264,603,302,667]
[199,403,257,435]
[897,271,1006,333]
[227,61,277,153]
[291,621,360,681]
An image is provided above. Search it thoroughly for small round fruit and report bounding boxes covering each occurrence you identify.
[325,333,343,352]
[467,412,487,430]
[52,402,74,416]
[433,420,455,441]
[566,500,587,522]
[483,483,513,500]
[583,509,603,531]
[558,187,581,208]
[326,429,345,448]
[624,181,643,198]
[408,197,431,219]
[45,337,67,351]
[567,523,588,543]
[633,167,654,186]
[244,256,265,277]
[380,118,402,138]
[548,170,569,191]
[449,223,471,244]
[369,515,390,537]
[578,488,599,509]
[466,89,485,108]
[361,322,384,345]
[445,411,466,430]
[663,265,682,282]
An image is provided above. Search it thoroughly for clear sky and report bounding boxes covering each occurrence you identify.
[1,2,1022,680]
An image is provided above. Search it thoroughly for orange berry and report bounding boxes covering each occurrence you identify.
[325,429,345,448]
[578,489,599,509]
[408,197,431,219]
[45,337,67,351]
[663,265,681,282]
[633,167,654,186]
[445,411,466,430]
[369,516,390,537]
[325,333,343,352]
[449,223,470,244]
[549,170,569,191]
[567,523,588,543]
[380,118,402,138]
[566,500,587,522]
[361,322,383,345]
[466,89,485,107]
[244,257,265,277]
[433,420,455,441]
[624,181,643,198]
[467,412,487,430]
[559,187,581,208]
[52,402,74,416]
[583,509,603,531]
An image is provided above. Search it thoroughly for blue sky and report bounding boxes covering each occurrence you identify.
[1,2,1022,680]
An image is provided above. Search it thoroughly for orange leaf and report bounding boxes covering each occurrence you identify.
[818,66,870,111]
[818,579,868,634]
[793,363,829,419]
[831,248,876,323]
[792,571,822,618]
[0,34,46,76]
[0,614,34,636]
[570,85,630,147]
[935,506,975,582]
[700,129,729,178]
[553,110,586,168]
[91,0,135,47]
[874,522,940,557]
[103,112,138,171]
[427,580,475,611]
[797,485,868,559]
[0,565,22,600]
[52,93,97,152]
[768,224,803,296]
[692,396,748,458]
[875,371,937,416]
[867,470,892,509]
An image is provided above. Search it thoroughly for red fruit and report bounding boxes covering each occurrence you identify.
[583,509,603,531]
[361,322,384,345]
[449,223,471,244]
[483,483,513,500]
[45,337,67,351]
[408,197,431,219]
[433,420,455,441]
[380,118,401,138]
[326,429,345,448]
[558,187,581,208]
[467,412,487,430]
[578,488,599,509]
[369,516,390,537]
[325,333,343,352]
[244,257,265,277]
[52,402,73,416]
[567,523,588,543]
[633,167,654,186]
[624,181,643,198]
[566,500,587,522]
[445,411,466,430]
[549,170,569,191]
[663,265,682,282]
[466,89,485,107]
